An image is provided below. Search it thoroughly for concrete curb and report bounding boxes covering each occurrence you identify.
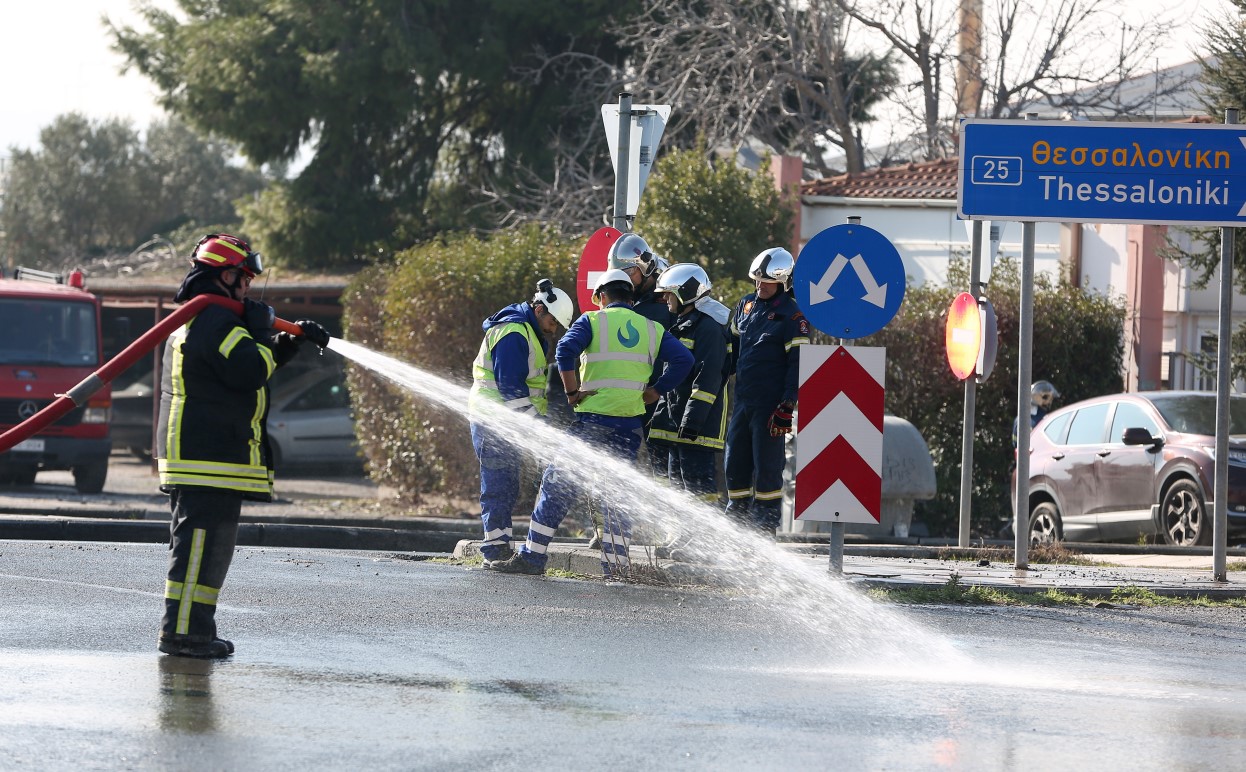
[449,539,1246,598]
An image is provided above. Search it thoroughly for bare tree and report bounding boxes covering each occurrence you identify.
[614,0,897,176]
[480,44,621,232]
[836,0,1192,162]
[486,0,1190,231]
[981,0,1188,118]
[833,1,959,162]
[482,0,898,229]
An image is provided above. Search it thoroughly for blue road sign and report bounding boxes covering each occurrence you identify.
[793,223,907,339]
[959,119,1246,226]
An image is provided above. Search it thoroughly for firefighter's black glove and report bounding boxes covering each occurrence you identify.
[768,401,795,436]
[677,424,700,442]
[243,298,275,341]
[297,320,331,348]
[271,333,301,367]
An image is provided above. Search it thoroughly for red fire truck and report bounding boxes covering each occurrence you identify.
[0,267,111,493]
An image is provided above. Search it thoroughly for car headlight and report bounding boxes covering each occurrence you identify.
[82,407,110,424]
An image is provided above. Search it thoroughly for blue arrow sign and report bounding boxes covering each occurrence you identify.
[793,223,907,339]
[959,119,1246,226]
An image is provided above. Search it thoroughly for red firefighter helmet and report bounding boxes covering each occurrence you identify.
[191,234,264,277]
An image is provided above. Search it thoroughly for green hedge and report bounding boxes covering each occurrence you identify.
[858,258,1125,537]
[341,225,581,504]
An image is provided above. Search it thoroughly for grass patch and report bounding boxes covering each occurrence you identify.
[1227,561,1246,572]
[935,542,1103,566]
[870,575,1246,607]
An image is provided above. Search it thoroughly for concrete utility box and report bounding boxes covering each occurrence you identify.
[782,415,937,538]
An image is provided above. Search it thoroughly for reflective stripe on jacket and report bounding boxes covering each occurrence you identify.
[469,321,549,417]
[577,308,660,418]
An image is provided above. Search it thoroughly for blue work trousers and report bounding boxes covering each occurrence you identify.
[471,422,521,561]
[521,419,642,574]
[723,402,786,531]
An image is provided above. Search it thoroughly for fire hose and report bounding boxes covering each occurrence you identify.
[0,294,308,454]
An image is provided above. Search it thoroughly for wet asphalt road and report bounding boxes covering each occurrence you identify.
[4,541,1246,770]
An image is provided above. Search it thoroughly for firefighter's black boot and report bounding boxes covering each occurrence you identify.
[158,635,234,659]
[159,488,242,656]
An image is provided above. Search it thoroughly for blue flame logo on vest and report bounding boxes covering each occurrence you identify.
[617,320,640,348]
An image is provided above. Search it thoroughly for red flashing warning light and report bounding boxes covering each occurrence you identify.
[945,292,998,382]
[67,269,85,289]
[946,292,980,380]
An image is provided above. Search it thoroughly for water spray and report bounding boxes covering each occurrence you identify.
[329,338,968,667]
[0,295,311,454]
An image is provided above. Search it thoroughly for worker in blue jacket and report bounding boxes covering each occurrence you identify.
[488,269,694,577]
[468,280,575,566]
[725,247,810,535]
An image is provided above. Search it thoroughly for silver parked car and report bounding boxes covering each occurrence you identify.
[267,367,360,469]
[1020,391,1246,546]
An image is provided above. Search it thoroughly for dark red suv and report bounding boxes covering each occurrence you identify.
[1019,391,1246,546]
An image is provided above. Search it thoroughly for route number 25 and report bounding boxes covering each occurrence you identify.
[971,155,1022,186]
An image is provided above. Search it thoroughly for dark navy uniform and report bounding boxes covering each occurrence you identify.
[649,307,730,501]
[631,290,675,475]
[724,291,809,530]
[631,291,674,330]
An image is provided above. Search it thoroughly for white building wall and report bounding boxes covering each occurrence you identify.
[1080,223,1128,296]
[801,196,1064,288]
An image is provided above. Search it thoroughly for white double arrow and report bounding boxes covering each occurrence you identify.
[808,253,887,308]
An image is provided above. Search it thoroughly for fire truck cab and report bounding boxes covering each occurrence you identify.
[0,267,111,493]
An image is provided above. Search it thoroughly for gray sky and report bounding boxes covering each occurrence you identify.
[0,0,1234,157]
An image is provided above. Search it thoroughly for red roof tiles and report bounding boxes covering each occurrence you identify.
[801,157,959,200]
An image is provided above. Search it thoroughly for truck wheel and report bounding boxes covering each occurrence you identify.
[74,462,108,494]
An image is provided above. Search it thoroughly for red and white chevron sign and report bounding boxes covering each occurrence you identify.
[795,345,884,523]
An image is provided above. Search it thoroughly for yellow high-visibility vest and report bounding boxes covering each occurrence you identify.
[577,308,660,417]
[469,321,548,416]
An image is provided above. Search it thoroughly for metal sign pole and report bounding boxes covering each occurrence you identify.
[828,213,863,575]
[612,92,632,233]
[1015,220,1035,569]
[1214,108,1237,583]
[829,521,844,575]
[958,220,984,547]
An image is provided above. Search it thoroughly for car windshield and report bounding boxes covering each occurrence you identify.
[1148,395,1246,436]
[0,298,98,366]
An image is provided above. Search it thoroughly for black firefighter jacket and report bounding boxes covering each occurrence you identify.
[648,308,731,451]
[156,302,297,500]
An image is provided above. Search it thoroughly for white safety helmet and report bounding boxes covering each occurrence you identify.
[592,268,635,308]
[1031,380,1061,408]
[608,233,663,277]
[656,263,712,307]
[532,278,574,328]
[748,247,795,285]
